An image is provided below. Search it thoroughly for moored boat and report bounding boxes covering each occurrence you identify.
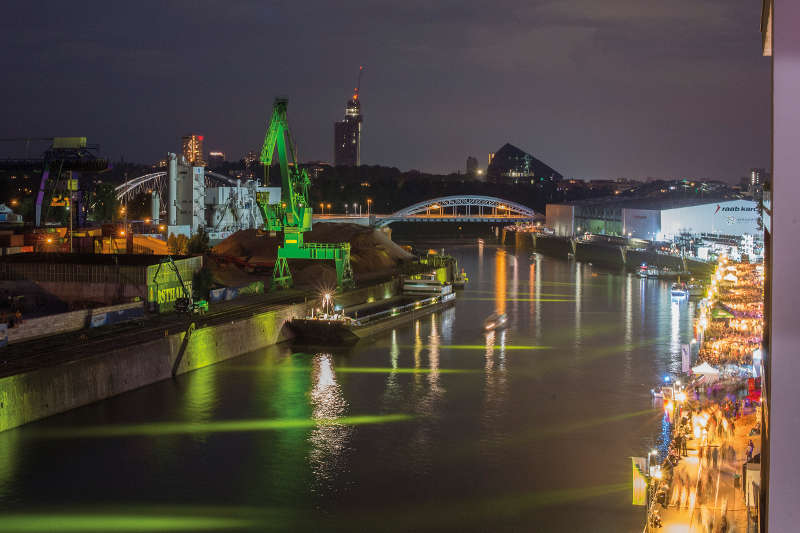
[671,282,689,299]
[402,274,453,295]
[453,268,469,289]
[290,289,456,345]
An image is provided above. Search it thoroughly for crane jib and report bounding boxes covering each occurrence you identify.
[255,97,354,290]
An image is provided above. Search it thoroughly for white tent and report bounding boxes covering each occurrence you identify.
[692,362,720,375]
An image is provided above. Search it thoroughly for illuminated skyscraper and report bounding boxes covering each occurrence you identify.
[334,67,364,167]
[181,134,205,166]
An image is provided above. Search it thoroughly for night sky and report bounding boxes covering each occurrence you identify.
[0,0,769,181]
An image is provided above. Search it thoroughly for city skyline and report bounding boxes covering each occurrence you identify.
[0,1,769,181]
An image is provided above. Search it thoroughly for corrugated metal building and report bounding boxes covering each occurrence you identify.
[546,199,760,240]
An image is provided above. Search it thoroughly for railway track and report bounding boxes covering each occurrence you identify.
[0,293,308,379]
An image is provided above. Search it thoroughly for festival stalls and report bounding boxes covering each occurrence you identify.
[692,362,720,376]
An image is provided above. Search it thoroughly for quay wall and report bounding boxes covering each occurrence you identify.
[525,234,714,275]
[575,242,625,267]
[532,235,574,257]
[0,279,400,433]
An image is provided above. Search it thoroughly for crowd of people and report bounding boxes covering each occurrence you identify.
[697,263,764,368]
[647,259,763,531]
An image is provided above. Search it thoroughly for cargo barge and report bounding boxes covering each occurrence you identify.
[289,280,455,345]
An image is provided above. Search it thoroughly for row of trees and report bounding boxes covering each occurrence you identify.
[167,229,209,256]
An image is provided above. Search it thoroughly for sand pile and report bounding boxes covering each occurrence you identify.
[211,223,414,286]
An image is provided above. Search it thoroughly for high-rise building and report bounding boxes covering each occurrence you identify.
[750,167,765,187]
[466,156,479,176]
[334,83,363,167]
[243,150,258,167]
[181,134,205,166]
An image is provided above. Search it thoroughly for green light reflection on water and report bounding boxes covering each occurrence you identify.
[0,514,251,532]
[0,482,630,533]
[336,367,477,374]
[401,344,551,350]
[219,366,479,374]
[28,414,413,440]
[525,408,658,440]
[461,297,575,302]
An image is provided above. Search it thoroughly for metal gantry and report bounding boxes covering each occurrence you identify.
[256,98,353,290]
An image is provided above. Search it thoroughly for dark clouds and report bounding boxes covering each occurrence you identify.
[0,0,769,180]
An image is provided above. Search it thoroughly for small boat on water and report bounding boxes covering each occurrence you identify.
[402,274,453,295]
[671,282,689,299]
[687,281,705,298]
[453,268,469,289]
[484,312,508,331]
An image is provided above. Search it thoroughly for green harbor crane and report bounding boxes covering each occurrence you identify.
[256,98,354,290]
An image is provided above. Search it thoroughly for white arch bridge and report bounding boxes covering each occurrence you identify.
[114,171,241,203]
[315,195,543,227]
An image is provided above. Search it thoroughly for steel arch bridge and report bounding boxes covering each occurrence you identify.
[375,195,541,227]
[114,170,240,203]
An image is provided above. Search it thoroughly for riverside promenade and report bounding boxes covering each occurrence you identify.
[658,411,760,532]
[645,258,763,533]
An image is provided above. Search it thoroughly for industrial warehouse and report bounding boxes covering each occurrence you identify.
[545,198,761,241]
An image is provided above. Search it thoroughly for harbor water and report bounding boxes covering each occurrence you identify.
[0,240,696,532]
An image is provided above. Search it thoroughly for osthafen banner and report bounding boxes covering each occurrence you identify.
[631,456,647,506]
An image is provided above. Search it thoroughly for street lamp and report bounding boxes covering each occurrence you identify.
[647,449,658,476]
[319,202,324,215]
[367,198,372,216]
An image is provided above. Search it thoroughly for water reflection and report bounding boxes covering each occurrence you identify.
[534,254,542,341]
[308,354,351,488]
[381,330,402,408]
[574,262,583,347]
[481,328,508,457]
[670,299,681,358]
[624,273,633,380]
[0,429,18,504]
[182,367,217,430]
[495,249,507,315]
[529,263,535,327]
[511,254,519,325]
[625,274,633,346]
[426,314,443,408]
[407,313,446,473]
[439,305,455,345]
[477,238,484,280]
